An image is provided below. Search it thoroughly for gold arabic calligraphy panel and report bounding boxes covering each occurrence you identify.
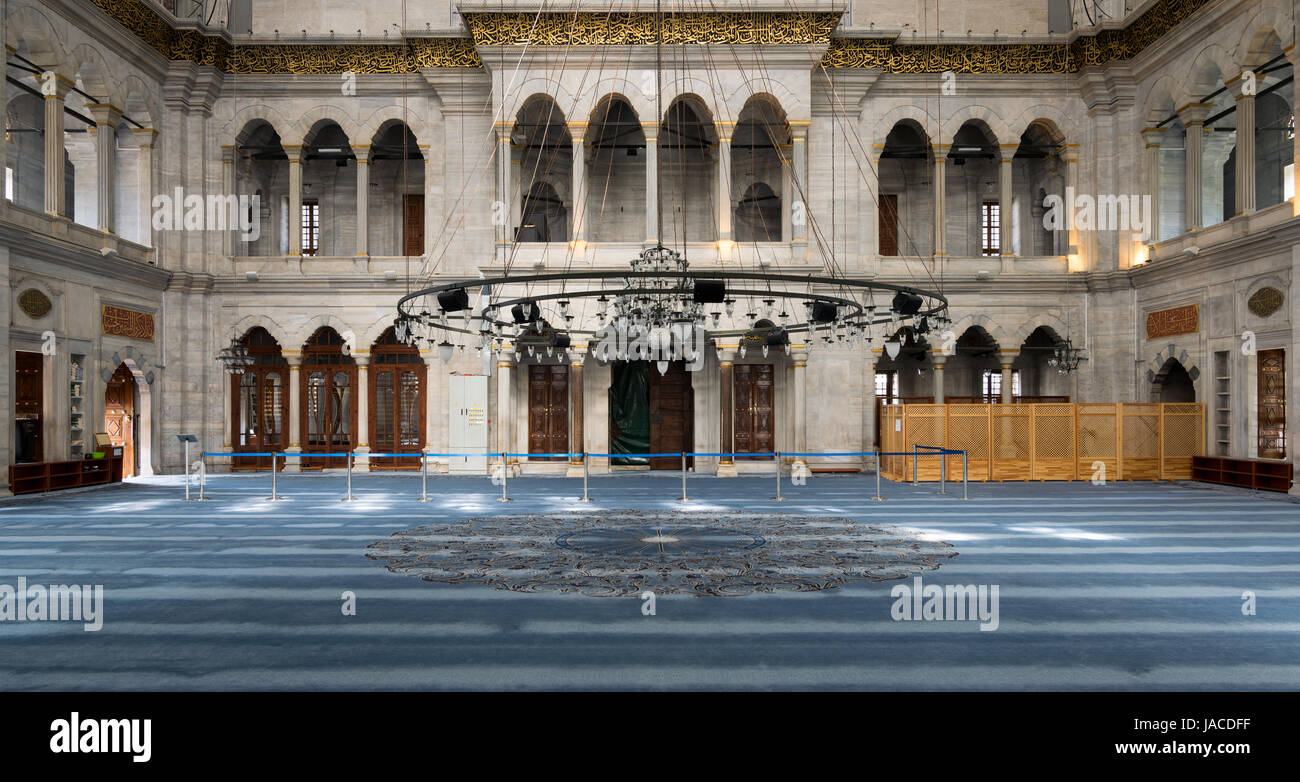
[86,0,1211,74]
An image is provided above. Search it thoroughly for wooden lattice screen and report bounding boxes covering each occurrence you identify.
[882,403,1205,482]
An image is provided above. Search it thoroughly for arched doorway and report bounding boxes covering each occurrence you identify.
[1154,358,1196,402]
[231,327,288,470]
[369,327,425,470]
[104,363,136,478]
[300,328,357,470]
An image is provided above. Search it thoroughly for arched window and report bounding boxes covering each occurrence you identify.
[231,327,288,470]
[300,328,357,469]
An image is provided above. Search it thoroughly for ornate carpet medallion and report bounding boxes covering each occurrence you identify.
[366,510,957,597]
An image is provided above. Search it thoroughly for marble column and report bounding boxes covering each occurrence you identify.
[781,143,793,242]
[791,122,809,258]
[285,146,303,255]
[932,353,946,403]
[567,351,586,477]
[1062,143,1080,259]
[643,122,659,246]
[221,145,236,256]
[717,347,737,477]
[43,74,71,216]
[1230,74,1256,216]
[285,358,302,473]
[568,122,587,250]
[932,144,949,259]
[495,122,512,256]
[1179,104,1210,231]
[355,145,370,256]
[999,145,1015,273]
[131,129,157,247]
[791,348,808,473]
[420,145,433,257]
[89,104,120,234]
[1141,128,1164,243]
[497,353,516,475]
[717,121,734,247]
[999,351,1017,403]
[354,356,370,471]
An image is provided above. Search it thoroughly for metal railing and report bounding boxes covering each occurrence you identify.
[193,448,971,503]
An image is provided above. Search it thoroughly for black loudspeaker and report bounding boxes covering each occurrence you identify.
[891,291,923,316]
[692,280,726,303]
[810,301,838,323]
[765,328,789,346]
[553,333,571,349]
[437,288,470,312]
[511,302,541,323]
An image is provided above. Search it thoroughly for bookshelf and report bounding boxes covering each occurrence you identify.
[1213,351,1229,456]
[69,353,85,459]
[1191,456,1292,493]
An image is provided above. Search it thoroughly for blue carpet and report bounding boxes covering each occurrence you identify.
[0,471,1297,690]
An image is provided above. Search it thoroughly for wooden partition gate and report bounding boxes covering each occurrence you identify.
[880,403,1204,482]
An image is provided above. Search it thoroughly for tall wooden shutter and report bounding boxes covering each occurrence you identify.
[403,195,424,256]
[879,194,898,256]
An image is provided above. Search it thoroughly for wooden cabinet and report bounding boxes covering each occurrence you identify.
[10,457,123,495]
[1191,456,1293,493]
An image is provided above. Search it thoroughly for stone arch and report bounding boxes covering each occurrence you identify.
[948,313,1011,350]
[5,4,67,71]
[1010,109,1072,147]
[291,314,355,352]
[728,83,804,124]
[225,105,294,146]
[941,107,1009,147]
[68,43,114,101]
[358,105,430,146]
[1235,2,1293,69]
[227,313,292,349]
[116,75,161,129]
[577,82,652,123]
[292,107,361,148]
[1145,342,1201,390]
[99,355,155,476]
[1181,44,1238,104]
[500,84,579,125]
[358,312,402,353]
[872,106,938,149]
[1010,313,1070,347]
[1139,74,1182,126]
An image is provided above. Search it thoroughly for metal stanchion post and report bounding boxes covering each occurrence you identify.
[963,451,969,500]
[579,452,592,502]
[771,451,784,501]
[418,452,430,502]
[938,450,948,495]
[678,452,689,502]
[183,441,191,501]
[912,444,918,486]
[198,455,206,501]
[872,452,884,501]
[267,452,281,501]
[342,452,355,502]
[497,452,512,502]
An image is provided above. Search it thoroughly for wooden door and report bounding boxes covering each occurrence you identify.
[105,363,135,478]
[232,367,287,470]
[403,195,424,256]
[302,368,357,469]
[370,365,426,470]
[649,361,693,470]
[879,194,899,256]
[528,365,569,460]
[733,363,774,459]
[14,351,43,463]
[1258,349,1286,459]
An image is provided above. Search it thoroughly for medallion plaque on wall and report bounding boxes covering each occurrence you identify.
[1247,287,1283,318]
[17,289,52,319]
